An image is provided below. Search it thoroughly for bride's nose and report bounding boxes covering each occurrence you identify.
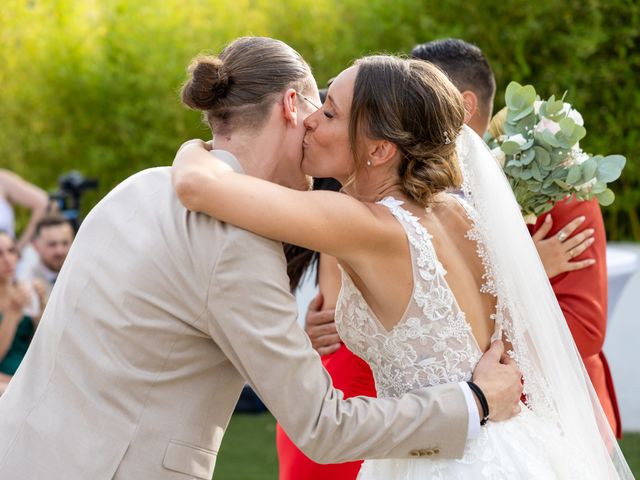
[303,110,318,131]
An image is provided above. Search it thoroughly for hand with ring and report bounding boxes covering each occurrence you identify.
[532,214,596,279]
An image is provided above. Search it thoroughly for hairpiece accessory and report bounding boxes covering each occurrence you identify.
[444,131,452,145]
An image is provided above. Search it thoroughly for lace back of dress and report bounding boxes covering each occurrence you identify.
[335,197,483,399]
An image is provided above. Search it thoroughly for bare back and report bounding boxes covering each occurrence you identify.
[340,193,497,353]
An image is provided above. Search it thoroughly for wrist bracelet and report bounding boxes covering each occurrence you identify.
[467,381,490,426]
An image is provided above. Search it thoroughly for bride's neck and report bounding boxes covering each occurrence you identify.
[342,171,407,205]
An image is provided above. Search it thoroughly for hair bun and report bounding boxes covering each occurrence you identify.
[181,56,230,111]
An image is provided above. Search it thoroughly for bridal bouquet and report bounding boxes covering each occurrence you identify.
[485,82,626,221]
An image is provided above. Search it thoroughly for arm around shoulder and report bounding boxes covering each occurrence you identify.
[171,142,395,261]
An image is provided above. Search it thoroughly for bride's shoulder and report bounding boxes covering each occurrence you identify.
[431,192,468,214]
[430,193,476,229]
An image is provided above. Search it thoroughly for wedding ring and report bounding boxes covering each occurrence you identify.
[558,231,568,242]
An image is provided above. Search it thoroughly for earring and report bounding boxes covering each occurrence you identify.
[366,160,372,167]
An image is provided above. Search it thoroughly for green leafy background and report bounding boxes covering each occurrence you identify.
[2,0,638,239]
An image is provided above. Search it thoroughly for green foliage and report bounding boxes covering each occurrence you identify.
[1,0,639,239]
[488,80,625,218]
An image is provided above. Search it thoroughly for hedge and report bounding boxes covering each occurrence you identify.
[1,0,638,239]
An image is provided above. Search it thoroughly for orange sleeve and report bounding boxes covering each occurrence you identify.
[531,198,608,358]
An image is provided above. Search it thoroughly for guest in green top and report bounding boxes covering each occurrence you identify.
[0,231,36,395]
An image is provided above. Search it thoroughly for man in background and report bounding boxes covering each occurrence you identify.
[19,215,74,307]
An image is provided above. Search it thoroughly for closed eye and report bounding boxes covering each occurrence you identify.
[323,110,334,119]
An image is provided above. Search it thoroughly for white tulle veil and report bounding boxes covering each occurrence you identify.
[455,125,632,479]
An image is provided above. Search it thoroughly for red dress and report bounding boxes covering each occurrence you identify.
[529,197,621,437]
[276,344,377,480]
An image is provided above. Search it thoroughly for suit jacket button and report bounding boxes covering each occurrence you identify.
[433,448,440,454]
[410,449,421,457]
[425,450,434,456]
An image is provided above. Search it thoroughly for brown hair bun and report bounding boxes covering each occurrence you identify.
[181,56,230,111]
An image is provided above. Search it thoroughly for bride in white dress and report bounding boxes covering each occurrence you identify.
[172,54,632,478]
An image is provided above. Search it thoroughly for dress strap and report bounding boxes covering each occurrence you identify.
[376,196,446,282]
[376,197,432,244]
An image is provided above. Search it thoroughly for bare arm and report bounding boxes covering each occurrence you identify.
[0,170,48,251]
[172,141,394,262]
[318,253,341,308]
[28,279,47,327]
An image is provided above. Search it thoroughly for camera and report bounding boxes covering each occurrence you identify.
[50,171,99,231]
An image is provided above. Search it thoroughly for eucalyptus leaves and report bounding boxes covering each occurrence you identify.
[486,82,626,220]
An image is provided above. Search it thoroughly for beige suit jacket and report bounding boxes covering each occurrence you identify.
[0,156,468,480]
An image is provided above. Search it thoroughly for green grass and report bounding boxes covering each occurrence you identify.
[215,412,640,479]
[621,432,640,475]
[214,413,279,480]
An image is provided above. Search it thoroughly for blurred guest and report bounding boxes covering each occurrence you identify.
[0,231,35,395]
[411,38,620,436]
[20,215,74,305]
[0,170,48,253]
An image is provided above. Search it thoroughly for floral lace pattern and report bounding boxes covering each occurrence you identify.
[457,150,558,421]
[335,196,484,399]
[336,195,579,479]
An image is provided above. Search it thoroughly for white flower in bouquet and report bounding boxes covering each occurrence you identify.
[566,107,584,126]
[534,117,561,135]
[505,133,528,146]
[486,81,626,219]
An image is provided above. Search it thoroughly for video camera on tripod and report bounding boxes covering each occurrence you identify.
[49,171,99,231]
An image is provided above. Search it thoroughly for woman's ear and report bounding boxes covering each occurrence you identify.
[462,90,478,123]
[367,139,398,167]
[282,88,298,127]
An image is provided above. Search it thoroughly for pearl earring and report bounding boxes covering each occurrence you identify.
[366,160,372,167]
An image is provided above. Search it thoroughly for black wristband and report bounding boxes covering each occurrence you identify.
[467,381,490,426]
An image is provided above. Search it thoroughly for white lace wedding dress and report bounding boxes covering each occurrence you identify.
[335,196,571,480]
